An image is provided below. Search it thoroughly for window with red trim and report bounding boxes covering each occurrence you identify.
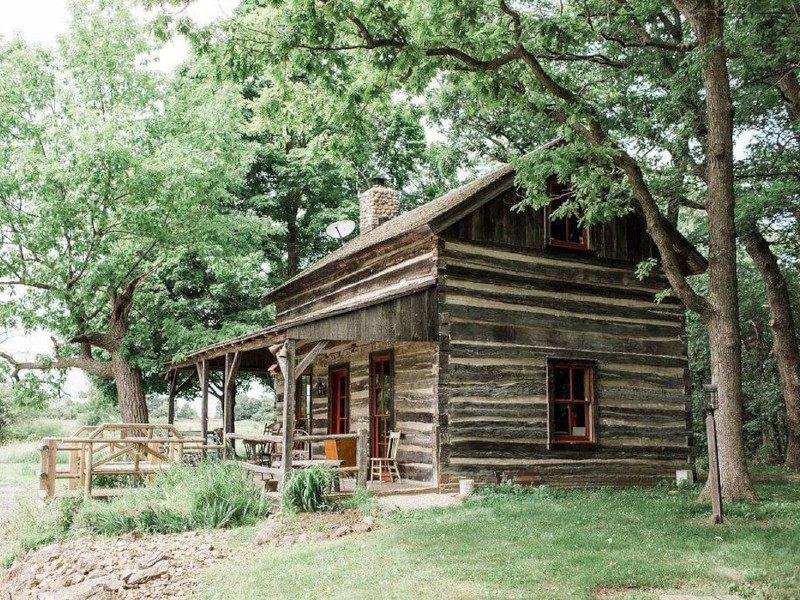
[549,362,595,443]
[547,178,590,250]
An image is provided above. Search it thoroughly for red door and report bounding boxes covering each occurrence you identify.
[370,353,394,460]
[328,367,349,434]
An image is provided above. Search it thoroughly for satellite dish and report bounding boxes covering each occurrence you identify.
[325,219,356,246]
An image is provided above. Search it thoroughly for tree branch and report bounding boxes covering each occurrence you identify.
[0,349,113,380]
[68,331,118,352]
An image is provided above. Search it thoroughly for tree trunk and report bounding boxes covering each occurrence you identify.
[105,279,150,424]
[742,229,800,466]
[111,350,149,423]
[674,0,758,499]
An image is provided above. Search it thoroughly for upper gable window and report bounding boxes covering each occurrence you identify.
[546,178,590,250]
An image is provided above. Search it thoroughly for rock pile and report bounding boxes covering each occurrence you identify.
[1,529,237,600]
[2,509,387,599]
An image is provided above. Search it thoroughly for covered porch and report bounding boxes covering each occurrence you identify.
[166,324,440,491]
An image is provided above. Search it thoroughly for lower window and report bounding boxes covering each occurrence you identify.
[548,361,596,444]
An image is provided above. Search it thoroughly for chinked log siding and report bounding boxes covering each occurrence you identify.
[437,237,692,489]
[272,230,438,322]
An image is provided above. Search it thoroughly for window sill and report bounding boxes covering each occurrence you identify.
[546,243,595,254]
[549,441,599,450]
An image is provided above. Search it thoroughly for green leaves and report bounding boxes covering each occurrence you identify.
[0,0,259,388]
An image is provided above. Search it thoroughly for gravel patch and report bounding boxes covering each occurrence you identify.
[377,492,461,512]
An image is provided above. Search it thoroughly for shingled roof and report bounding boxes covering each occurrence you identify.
[263,164,518,304]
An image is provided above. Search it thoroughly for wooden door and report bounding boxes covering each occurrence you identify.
[369,352,394,458]
[328,366,349,434]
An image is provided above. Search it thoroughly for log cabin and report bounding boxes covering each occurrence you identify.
[167,141,706,490]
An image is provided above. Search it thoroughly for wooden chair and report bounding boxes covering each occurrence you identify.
[324,438,358,487]
[370,431,401,482]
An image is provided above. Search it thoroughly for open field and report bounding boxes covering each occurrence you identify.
[199,480,800,600]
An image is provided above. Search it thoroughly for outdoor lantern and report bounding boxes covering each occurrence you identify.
[316,377,327,397]
[702,383,719,412]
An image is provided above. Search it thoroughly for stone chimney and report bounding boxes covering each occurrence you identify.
[358,176,399,234]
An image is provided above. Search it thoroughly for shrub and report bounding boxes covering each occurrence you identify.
[80,391,119,426]
[281,465,336,513]
[6,417,70,442]
[1,497,79,567]
[176,402,196,419]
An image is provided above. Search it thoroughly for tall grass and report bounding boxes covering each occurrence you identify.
[77,461,270,535]
[1,461,270,565]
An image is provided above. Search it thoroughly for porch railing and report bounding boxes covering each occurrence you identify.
[38,423,223,499]
[226,429,369,489]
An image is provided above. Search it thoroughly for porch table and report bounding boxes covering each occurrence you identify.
[270,459,342,469]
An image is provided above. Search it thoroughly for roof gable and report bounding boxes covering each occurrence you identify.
[264,142,706,305]
[263,161,517,304]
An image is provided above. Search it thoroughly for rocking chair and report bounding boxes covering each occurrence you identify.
[370,431,401,482]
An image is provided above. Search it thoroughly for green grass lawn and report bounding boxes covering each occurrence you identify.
[198,481,800,600]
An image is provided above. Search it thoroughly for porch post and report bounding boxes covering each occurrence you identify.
[279,339,296,487]
[223,351,242,435]
[197,359,209,443]
[167,370,177,425]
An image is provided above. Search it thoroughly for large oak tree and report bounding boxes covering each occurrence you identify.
[0,0,256,422]
[212,0,763,498]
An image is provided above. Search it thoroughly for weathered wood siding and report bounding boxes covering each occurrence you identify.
[437,237,692,489]
[285,290,438,343]
[443,187,657,264]
[271,230,439,327]
[276,341,439,483]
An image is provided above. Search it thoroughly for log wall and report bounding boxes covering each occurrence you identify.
[272,230,439,326]
[437,237,693,489]
[443,187,657,263]
[276,341,439,483]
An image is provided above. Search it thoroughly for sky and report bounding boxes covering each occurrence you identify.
[0,0,240,400]
[0,0,240,72]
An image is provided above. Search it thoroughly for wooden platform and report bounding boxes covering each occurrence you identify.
[338,478,439,497]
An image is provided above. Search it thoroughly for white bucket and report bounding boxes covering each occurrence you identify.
[459,478,474,497]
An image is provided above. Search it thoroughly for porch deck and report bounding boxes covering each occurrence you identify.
[337,478,438,496]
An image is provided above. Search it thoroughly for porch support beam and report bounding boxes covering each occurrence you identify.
[197,360,210,444]
[167,370,178,425]
[279,339,296,487]
[296,341,328,375]
[223,351,243,435]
